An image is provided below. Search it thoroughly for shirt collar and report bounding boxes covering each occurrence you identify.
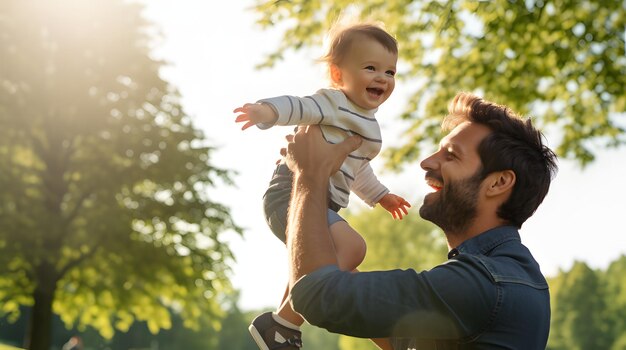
[448,225,521,259]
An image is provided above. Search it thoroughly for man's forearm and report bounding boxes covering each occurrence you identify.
[283,124,361,288]
[287,173,339,288]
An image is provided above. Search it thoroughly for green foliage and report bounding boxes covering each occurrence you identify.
[216,293,261,350]
[0,0,240,347]
[546,257,626,349]
[338,335,380,350]
[252,0,626,168]
[300,323,341,350]
[0,345,23,350]
[344,205,447,272]
[104,313,221,349]
[548,261,610,349]
[603,255,626,349]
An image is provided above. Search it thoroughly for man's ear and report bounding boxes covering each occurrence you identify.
[330,64,342,86]
[485,170,516,197]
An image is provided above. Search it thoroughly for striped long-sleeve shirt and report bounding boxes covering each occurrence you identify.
[258,88,389,208]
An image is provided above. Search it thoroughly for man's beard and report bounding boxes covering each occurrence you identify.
[419,171,483,234]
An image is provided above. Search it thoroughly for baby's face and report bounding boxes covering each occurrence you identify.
[335,36,397,110]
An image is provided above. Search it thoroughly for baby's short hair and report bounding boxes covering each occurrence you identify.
[321,23,398,66]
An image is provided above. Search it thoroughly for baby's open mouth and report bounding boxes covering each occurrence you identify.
[366,87,384,97]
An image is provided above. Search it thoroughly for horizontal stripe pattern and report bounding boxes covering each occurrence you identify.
[258,88,388,208]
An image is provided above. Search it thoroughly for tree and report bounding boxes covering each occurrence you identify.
[216,292,261,350]
[0,305,222,350]
[548,261,610,349]
[603,255,626,349]
[0,1,240,349]
[339,205,447,349]
[252,0,626,167]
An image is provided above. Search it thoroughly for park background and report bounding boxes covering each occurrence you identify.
[0,0,625,349]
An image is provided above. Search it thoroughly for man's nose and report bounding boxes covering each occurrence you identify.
[420,153,438,171]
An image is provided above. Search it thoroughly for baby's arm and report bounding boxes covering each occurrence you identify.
[352,163,410,219]
[378,193,411,220]
[233,103,277,130]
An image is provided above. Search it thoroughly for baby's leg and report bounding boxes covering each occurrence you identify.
[275,284,303,326]
[328,220,367,271]
[275,219,366,327]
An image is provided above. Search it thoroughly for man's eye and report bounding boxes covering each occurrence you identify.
[365,66,375,71]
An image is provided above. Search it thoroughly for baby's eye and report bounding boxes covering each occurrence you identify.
[365,66,376,71]
[386,70,396,76]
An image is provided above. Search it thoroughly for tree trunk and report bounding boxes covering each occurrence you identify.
[24,263,58,350]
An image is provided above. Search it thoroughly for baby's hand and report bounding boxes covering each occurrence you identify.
[233,103,277,130]
[378,193,411,220]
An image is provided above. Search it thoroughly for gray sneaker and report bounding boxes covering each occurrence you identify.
[248,312,303,349]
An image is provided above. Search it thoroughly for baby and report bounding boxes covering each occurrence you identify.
[234,23,410,350]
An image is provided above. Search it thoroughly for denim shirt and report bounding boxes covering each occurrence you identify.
[290,226,550,349]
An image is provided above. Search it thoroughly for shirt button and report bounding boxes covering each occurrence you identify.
[448,248,459,259]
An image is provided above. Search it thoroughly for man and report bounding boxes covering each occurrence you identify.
[281,92,558,349]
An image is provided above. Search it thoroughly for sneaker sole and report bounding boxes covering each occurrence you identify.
[248,323,271,350]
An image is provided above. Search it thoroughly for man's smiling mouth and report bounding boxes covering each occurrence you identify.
[426,177,443,192]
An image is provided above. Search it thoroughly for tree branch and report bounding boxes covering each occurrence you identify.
[56,243,101,280]
[62,187,94,226]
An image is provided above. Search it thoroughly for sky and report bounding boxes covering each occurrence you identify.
[140,1,626,311]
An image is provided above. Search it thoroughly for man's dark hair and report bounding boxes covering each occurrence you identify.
[443,92,558,228]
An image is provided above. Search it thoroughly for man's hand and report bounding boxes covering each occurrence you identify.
[378,193,411,220]
[284,125,362,180]
[233,103,277,130]
[282,125,362,284]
